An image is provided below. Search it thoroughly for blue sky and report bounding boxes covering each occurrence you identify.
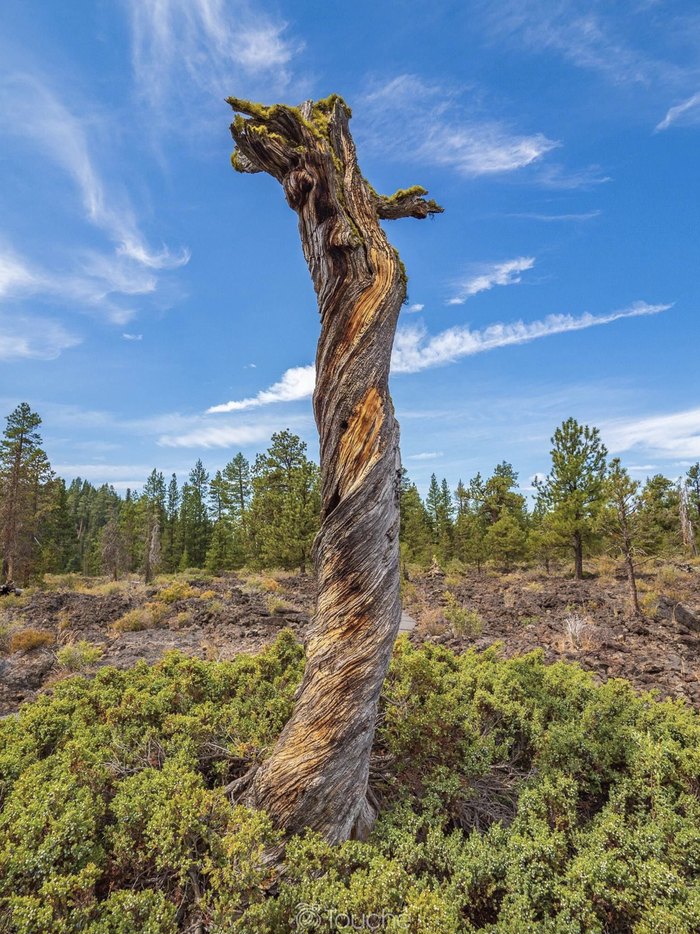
[1,0,698,495]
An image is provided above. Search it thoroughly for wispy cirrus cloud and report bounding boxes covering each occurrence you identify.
[405,303,425,314]
[158,423,280,449]
[655,92,700,132]
[126,0,301,112]
[478,1,678,87]
[407,451,443,461]
[391,301,671,374]
[202,303,670,411]
[0,68,189,335]
[360,74,558,178]
[447,257,535,305]
[506,210,602,222]
[536,163,611,190]
[207,364,316,413]
[0,314,81,361]
[603,406,700,460]
[0,244,159,325]
[0,73,189,270]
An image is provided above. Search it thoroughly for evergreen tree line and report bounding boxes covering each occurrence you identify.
[1,405,698,587]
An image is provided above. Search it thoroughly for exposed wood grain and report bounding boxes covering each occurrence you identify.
[227,94,442,843]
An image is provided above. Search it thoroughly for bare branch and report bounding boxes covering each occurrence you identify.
[375,186,445,220]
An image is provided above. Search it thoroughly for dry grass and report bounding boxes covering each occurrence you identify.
[112,601,169,633]
[171,610,194,629]
[265,595,294,615]
[10,628,54,653]
[401,579,418,606]
[0,621,14,654]
[0,592,28,609]
[654,565,687,602]
[561,613,598,651]
[419,607,449,636]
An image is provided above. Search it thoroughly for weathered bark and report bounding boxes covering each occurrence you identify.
[227,95,442,842]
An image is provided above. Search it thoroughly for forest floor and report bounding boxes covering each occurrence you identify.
[1,559,699,714]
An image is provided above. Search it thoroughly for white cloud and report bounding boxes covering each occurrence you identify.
[481,2,671,87]
[406,303,425,314]
[360,74,558,178]
[0,245,159,324]
[536,164,611,190]
[447,257,535,305]
[0,314,81,361]
[207,364,316,413]
[655,92,700,132]
[421,123,557,176]
[506,210,602,222]
[391,301,671,374]
[407,451,443,461]
[603,407,700,460]
[122,333,143,341]
[0,74,189,269]
[126,0,299,110]
[159,423,276,449]
[0,250,40,297]
[53,463,156,481]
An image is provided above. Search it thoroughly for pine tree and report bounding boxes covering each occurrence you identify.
[424,474,454,560]
[636,475,680,555]
[399,473,432,566]
[601,459,642,615]
[0,403,54,583]
[249,431,320,572]
[683,464,700,555]
[484,511,527,571]
[454,480,469,518]
[179,461,211,568]
[535,419,607,579]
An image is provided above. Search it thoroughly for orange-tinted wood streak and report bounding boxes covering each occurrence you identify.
[335,387,384,498]
[328,245,396,373]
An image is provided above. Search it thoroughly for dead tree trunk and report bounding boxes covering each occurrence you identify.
[573,530,584,580]
[227,95,442,843]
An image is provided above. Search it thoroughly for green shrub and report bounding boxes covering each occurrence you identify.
[1,630,700,931]
[157,580,197,604]
[56,640,104,671]
[443,591,483,637]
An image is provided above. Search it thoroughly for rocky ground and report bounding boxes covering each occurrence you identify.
[0,572,314,715]
[1,560,699,714]
[403,560,700,707]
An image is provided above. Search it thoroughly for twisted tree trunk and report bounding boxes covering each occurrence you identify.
[227,95,442,843]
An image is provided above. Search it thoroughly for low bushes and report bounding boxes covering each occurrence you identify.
[1,633,699,931]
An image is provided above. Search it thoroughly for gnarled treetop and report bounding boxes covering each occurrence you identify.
[227,94,443,221]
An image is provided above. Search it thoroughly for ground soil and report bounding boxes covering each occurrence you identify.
[1,562,699,714]
[403,561,700,707]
